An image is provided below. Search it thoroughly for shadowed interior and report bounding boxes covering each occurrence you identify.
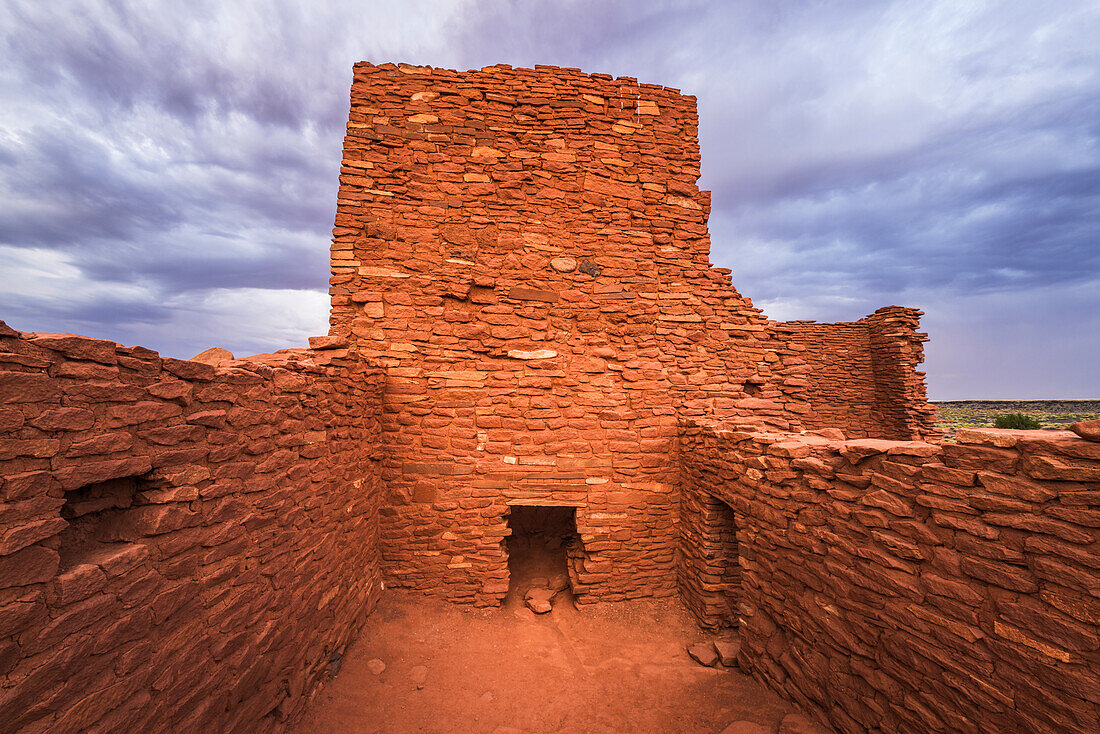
[505,505,577,605]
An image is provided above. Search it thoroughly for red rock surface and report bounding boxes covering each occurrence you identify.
[0,325,385,732]
[680,420,1100,733]
[777,311,937,439]
[327,62,936,609]
[188,346,234,366]
[4,62,1088,734]
[1070,418,1100,442]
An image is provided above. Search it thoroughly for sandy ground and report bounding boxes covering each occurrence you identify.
[292,530,808,734]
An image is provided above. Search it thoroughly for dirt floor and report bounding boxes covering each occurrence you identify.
[292,525,812,734]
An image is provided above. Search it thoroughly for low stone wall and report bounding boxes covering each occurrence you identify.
[777,307,937,440]
[0,323,384,732]
[679,419,1099,734]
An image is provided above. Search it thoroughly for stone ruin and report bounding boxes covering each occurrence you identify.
[0,62,1097,733]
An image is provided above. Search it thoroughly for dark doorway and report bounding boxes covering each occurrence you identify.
[505,505,577,610]
[678,490,740,629]
[710,497,739,629]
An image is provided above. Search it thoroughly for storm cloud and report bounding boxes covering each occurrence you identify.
[1,0,1097,397]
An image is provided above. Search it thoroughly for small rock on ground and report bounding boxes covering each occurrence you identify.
[714,639,740,667]
[687,642,719,667]
[779,712,830,734]
[411,665,427,689]
[366,658,386,675]
[525,588,554,614]
[721,721,774,734]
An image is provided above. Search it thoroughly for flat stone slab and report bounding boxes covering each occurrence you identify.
[687,642,719,667]
[714,639,741,667]
[507,349,557,360]
[524,588,554,614]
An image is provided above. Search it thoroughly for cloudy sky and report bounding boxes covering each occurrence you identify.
[1,1,1097,399]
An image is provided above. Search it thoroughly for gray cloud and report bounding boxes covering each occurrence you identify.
[0,125,182,247]
[0,0,1096,397]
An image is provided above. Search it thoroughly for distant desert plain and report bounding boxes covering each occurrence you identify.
[933,399,1100,438]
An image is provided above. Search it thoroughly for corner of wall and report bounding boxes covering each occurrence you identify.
[860,306,939,440]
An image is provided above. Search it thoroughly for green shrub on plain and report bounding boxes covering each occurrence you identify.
[993,413,1042,430]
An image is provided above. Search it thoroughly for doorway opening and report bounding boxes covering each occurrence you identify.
[678,489,740,629]
[505,504,577,612]
[708,496,739,629]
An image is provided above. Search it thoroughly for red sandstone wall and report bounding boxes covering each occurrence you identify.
[777,307,937,440]
[676,487,739,629]
[863,308,937,439]
[680,419,1100,734]
[0,322,384,733]
[328,62,815,605]
[775,320,878,435]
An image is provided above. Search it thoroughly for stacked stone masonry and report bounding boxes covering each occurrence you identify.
[680,419,1100,734]
[778,309,937,440]
[0,322,384,732]
[1,62,958,733]
[329,62,935,607]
